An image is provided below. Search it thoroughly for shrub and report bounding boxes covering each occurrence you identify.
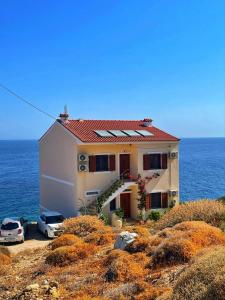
[104,249,147,282]
[171,246,225,300]
[0,245,11,257]
[0,253,11,265]
[152,221,225,266]
[84,230,115,246]
[149,211,162,221]
[134,281,172,300]
[156,200,225,229]
[46,243,95,266]
[217,195,225,204]
[124,225,150,237]
[50,234,84,250]
[63,216,106,237]
[0,246,11,265]
[125,237,150,253]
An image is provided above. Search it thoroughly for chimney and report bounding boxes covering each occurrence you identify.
[143,118,153,127]
[58,105,69,123]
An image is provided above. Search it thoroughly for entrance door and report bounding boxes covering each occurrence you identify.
[120,154,130,178]
[120,193,131,218]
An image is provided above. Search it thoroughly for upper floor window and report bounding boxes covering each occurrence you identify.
[89,154,116,172]
[143,153,167,170]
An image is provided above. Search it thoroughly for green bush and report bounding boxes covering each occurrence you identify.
[148,211,161,221]
[114,208,124,219]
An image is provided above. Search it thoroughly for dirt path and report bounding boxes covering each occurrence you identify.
[1,223,51,254]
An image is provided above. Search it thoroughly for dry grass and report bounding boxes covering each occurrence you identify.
[46,243,96,266]
[0,253,11,265]
[171,246,225,300]
[104,249,148,282]
[0,246,11,265]
[50,234,84,250]
[84,226,115,246]
[157,200,225,230]
[63,216,107,237]
[152,221,225,266]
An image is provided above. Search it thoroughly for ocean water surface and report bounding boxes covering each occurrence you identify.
[0,138,224,220]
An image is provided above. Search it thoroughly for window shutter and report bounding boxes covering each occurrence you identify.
[143,154,150,170]
[109,155,116,171]
[162,192,168,208]
[145,194,151,210]
[161,153,168,169]
[89,155,96,172]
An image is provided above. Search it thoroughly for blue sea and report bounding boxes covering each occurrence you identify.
[0,138,225,220]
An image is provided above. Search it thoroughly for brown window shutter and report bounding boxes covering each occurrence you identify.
[162,192,168,208]
[161,153,168,169]
[89,155,96,172]
[109,155,116,171]
[145,194,151,210]
[143,154,150,170]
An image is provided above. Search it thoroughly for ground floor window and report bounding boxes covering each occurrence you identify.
[110,198,116,211]
[146,192,168,209]
[151,193,162,208]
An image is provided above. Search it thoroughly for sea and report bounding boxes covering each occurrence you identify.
[0,138,225,221]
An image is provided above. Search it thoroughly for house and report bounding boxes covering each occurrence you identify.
[39,109,180,219]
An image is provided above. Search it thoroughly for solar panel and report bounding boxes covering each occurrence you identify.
[135,130,154,136]
[122,130,141,137]
[94,130,114,137]
[108,130,128,137]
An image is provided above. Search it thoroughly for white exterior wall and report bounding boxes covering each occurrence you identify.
[39,122,79,217]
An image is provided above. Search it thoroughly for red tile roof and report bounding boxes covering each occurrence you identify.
[62,119,179,143]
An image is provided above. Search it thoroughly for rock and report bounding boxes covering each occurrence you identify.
[49,281,59,288]
[25,283,40,292]
[43,279,49,285]
[114,231,138,250]
[50,286,59,298]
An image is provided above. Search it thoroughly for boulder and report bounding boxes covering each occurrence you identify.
[114,231,138,250]
[25,283,39,292]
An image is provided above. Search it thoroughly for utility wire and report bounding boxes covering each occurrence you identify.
[0,83,57,121]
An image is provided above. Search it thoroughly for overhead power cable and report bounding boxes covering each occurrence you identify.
[0,83,56,121]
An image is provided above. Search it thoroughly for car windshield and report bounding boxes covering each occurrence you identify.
[45,215,64,224]
[1,222,19,230]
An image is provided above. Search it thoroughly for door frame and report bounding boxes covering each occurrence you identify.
[118,153,131,177]
[120,192,131,218]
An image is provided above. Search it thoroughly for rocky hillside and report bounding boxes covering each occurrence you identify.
[1,200,225,300]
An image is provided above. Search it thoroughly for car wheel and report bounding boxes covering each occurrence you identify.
[45,231,49,239]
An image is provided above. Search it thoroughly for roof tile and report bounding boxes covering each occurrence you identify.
[62,120,179,143]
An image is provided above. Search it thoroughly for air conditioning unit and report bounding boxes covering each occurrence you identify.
[169,190,178,197]
[78,164,88,172]
[78,153,88,162]
[169,152,178,159]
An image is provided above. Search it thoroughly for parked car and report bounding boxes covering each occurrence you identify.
[0,217,28,243]
[37,211,64,238]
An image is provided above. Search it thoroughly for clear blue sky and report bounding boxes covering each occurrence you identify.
[0,0,224,139]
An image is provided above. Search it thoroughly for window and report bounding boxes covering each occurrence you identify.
[151,193,162,208]
[145,192,168,209]
[94,130,114,137]
[45,215,64,224]
[89,155,116,172]
[96,155,108,171]
[143,153,168,170]
[136,130,153,136]
[110,198,116,211]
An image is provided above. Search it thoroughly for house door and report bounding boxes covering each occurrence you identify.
[120,193,131,218]
[120,154,130,178]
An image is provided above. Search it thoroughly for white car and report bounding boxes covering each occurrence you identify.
[37,211,64,238]
[0,217,28,243]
